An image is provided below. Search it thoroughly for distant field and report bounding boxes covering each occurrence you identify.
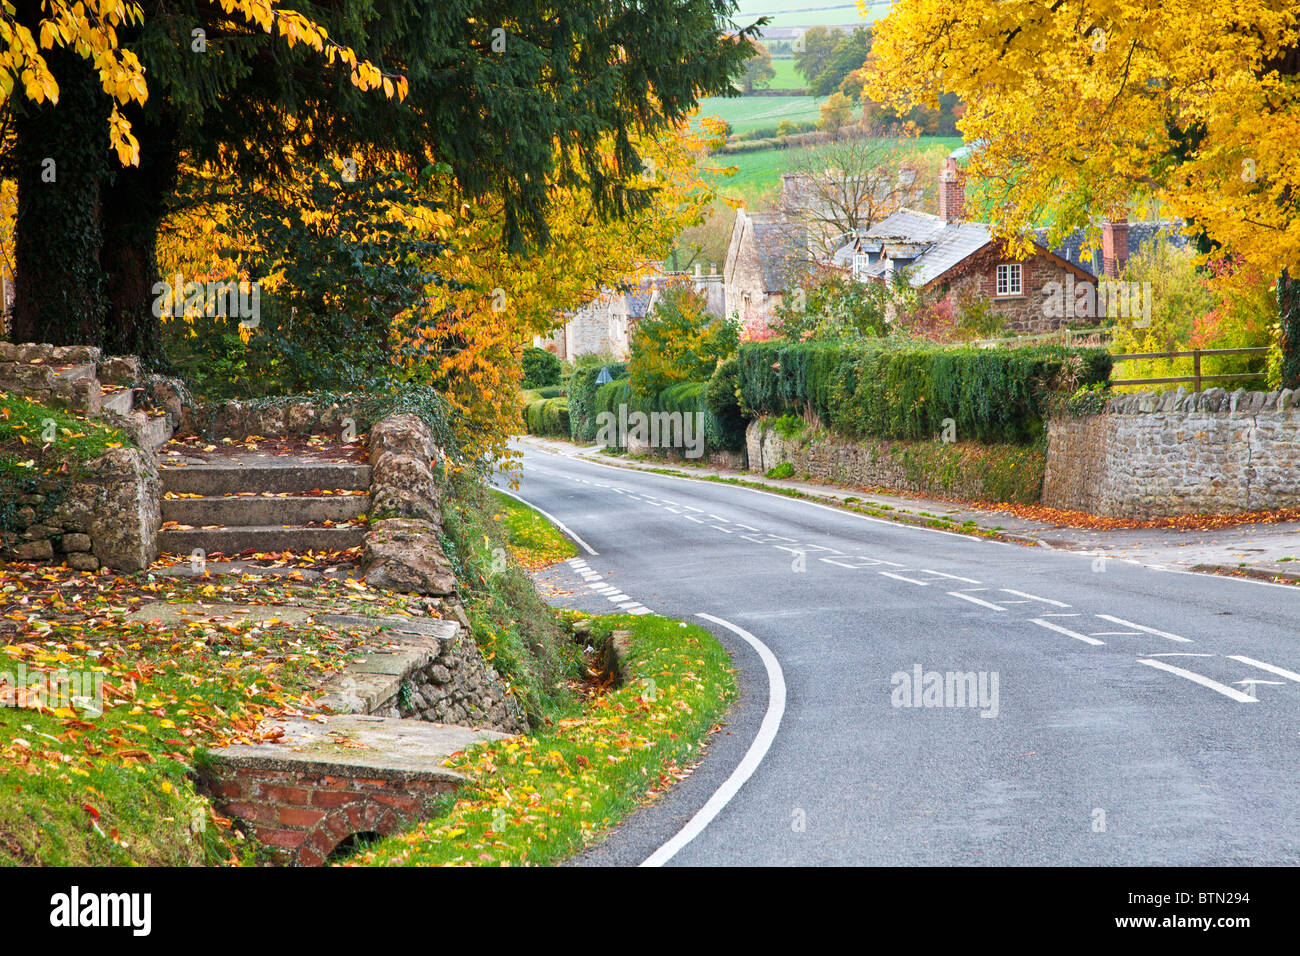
[708,135,965,207]
[697,94,827,135]
[765,58,805,90]
[737,0,889,29]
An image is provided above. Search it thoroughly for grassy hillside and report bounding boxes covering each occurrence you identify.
[711,135,964,208]
[697,94,826,135]
[742,1,889,29]
[765,58,805,90]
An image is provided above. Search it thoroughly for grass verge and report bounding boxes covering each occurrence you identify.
[348,612,735,866]
[489,490,578,569]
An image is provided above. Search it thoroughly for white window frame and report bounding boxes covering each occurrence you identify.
[853,253,871,278]
[995,263,1023,297]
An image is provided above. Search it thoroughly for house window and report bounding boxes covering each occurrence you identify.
[853,253,870,278]
[995,263,1023,296]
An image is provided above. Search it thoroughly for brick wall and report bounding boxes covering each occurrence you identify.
[1043,388,1300,518]
[206,763,456,866]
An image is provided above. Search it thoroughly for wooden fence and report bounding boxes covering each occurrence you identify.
[1109,347,1270,391]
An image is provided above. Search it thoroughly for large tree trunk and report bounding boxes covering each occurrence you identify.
[1280,270,1300,389]
[9,48,109,347]
[100,111,181,366]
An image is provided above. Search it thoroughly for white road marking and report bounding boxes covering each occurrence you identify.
[1143,653,1213,657]
[493,486,598,556]
[1138,658,1259,702]
[949,591,1007,611]
[1095,614,1191,643]
[880,571,931,586]
[920,570,981,583]
[1040,612,1081,617]
[618,602,640,610]
[1001,588,1070,607]
[1030,618,1104,645]
[642,614,785,868]
[1090,631,1141,637]
[712,526,734,533]
[1228,655,1300,684]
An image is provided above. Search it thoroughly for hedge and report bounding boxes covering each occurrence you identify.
[568,362,628,441]
[522,346,562,388]
[589,377,741,455]
[524,397,570,438]
[737,341,1111,444]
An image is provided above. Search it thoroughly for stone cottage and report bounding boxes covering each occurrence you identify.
[723,208,808,326]
[832,154,1187,333]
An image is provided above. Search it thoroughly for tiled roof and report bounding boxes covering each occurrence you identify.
[1035,221,1189,277]
[865,209,949,244]
[747,212,808,293]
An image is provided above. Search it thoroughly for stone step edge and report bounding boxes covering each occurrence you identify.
[313,615,461,716]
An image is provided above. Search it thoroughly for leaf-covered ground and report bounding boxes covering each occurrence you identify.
[348,613,735,867]
[0,564,446,865]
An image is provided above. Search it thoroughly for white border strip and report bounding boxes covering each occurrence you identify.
[640,613,786,867]
[492,485,598,556]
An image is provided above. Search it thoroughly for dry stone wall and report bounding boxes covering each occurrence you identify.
[1043,387,1300,518]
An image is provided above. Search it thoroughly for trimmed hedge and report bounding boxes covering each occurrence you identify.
[590,377,740,456]
[568,362,628,441]
[522,346,562,388]
[524,397,570,437]
[738,341,1111,444]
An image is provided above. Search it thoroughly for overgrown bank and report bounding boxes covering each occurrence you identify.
[349,612,735,866]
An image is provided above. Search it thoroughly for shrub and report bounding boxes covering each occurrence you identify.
[524,397,570,437]
[738,340,1111,444]
[766,462,795,479]
[567,362,628,441]
[704,358,747,450]
[521,346,562,388]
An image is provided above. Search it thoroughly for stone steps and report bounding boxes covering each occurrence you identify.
[157,455,371,557]
[162,493,369,526]
[160,461,370,496]
[100,387,135,417]
[158,524,366,555]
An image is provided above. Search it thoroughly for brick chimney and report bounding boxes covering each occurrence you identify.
[938,157,965,223]
[1102,218,1130,277]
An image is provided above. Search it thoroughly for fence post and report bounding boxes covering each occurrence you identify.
[1194,349,1201,393]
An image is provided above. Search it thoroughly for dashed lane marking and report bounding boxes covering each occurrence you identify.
[880,571,931,586]
[949,591,1008,612]
[1138,658,1258,703]
[1095,614,1192,643]
[1228,655,1300,684]
[1001,588,1070,608]
[1030,617,1104,645]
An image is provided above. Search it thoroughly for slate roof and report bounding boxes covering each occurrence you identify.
[849,209,995,287]
[747,212,809,293]
[1037,221,1190,277]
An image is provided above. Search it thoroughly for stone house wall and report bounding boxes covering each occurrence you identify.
[936,242,1099,334]
[724,210,784,324]
[1043,388,1300,518]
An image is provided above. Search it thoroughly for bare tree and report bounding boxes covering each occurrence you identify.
[782,134,928,261]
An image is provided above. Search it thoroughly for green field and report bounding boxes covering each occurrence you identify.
[697,94,827,135]
[738,0,889,29]
[710,135,965,207]
[765,57,805,90]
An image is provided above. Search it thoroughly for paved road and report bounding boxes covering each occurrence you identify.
[502,443,1300,866]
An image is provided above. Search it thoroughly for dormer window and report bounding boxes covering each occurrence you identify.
[853,253,870,277]
[996,263,1023,297]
